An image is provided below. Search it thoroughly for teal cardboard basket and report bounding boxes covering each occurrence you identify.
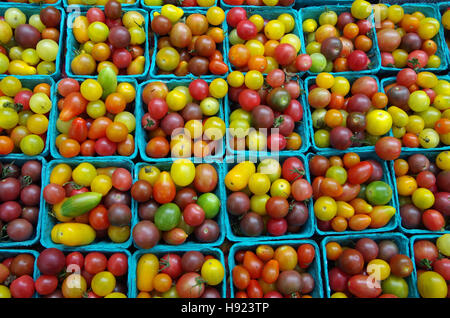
[65,8,150,80]
[299,5,381,76]
[224,8,305,77]
[306,151,399,236]
[390,150,450,235]
[321,233,419,298]
[381,76,450,152]
[377,3,448,74]
[224,77,311,159]
[136,79,225,163]
[0,249,40,298]
[305,74,384,153]
[0,76,56,158]
[140,0,218,12]
[223,153,315,242]
[228,239,324,298]
[0,6,65,79]
[132,160,226,249]
[130,246,226,298]
[149,8,228,80]
[40,158,135,251]
[0,155,46,248]
[50,78,139,160]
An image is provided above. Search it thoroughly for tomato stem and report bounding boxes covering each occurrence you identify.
[1,161,16,179]
[20,175,33,189]
[420,258,433,270]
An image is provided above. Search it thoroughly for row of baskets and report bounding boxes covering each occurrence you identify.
[6,73,449,162]
[2,233,444,298]
[2,2,450,80]
[0,148,446,250]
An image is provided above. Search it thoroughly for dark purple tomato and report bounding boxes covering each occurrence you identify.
[0,178,21,202]
[0,201,22,222]
[138,200,159,222]
[330,127,353,150]
[151,15,172,36]
[408,154,430,174]
[239,212,263,237]
[329,267,350,292]
[132,220,161,249]
[317,219,331,231]
[131,180,152,203]
[252,105,275,129]
[108,203,131,226]
[400,32,422,53]
[337,12,355,30]
[347,94,372,113]
[337,249,364,275]
[20,185,41,206]
[300,273,315,294]
[37,248,65,276]
[6,219,33,241]
[194,35,216,57]
[181,251,204,272]
[355,238,379,263]
[173,188,197,211]
[14,24,41,48]
[346,112,366,132]
[201,287,221,298]
[286,201,308,226]
[436,171,450,192]
[188,56,210,76]
[181,103,203,121]
[378,240,399,262]
[40,7,61,28]
[160,112,184,136]
[226,192,250,216]
[21,206,39,225]
[108,26,131,48]
[387,85,410,108]
[320,37,343,60]
[194,219,219,242]
[105,0,122,20]
[21,161,42,183]
[400,204,422,229]
[433,192,450,217]
[366,160,383,182]
[104,189,131,208]
[275,114,295,137]
[276,270,302,295]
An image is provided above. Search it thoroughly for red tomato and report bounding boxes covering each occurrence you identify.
[84,252,107,275]
[239,89,261,111]
[66,252,84,270]
[35,275,58,296]
[68,117,88,143]
[10,275,35,298]
[226,8,247,28]
[297,244,315,269]
[232,265,251,290]
[291,178,313,201]
[282,157,305,182]
[107,253,128,277]
[347,161,373,185]
[111,168,132,191]
[189,79,209,101]
[422,209,445,231]
[159,253,182,280]
[88,205,110,231]
[246,279,263,298]
[243,251,263,279]
[348,274,382,298]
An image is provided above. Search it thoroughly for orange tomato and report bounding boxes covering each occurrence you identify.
[348,214,371,231]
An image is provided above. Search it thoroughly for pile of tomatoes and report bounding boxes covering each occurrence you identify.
[226,9,311,74]
[34,248,129,298]
[136,251,225,298]
[132,159,221,248]
[231,243,317,298]
[55,76,136,158]
[375,3,443,70]
[308,74,391,150]
[225,158,312,237]
[227,69,304,153]
[43,162,133,247]
[0,159,42,243]
[384,70,450,149]
[68,0,135,5]
[71,1,147,76]
[141,79,226,159]
[223,0,294,7]
[0,252,36,298]
[0,7,61,76]
[144,0,215,7]
[0,77,52,156]
[325,236,414,298]
[413,234,450,298]
[301,1,375,73]
[152,6,228,76]
[394,151,449,232]
[310,153,396,233]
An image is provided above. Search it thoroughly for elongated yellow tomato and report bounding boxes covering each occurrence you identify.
[50,163,72,185]
[170,159,195,187]
[137,254,159,292]
[8,60,36,76]
[369,206,395,228]
[225,161,256,191]
[51,223,96,246]
[73,16,90,44]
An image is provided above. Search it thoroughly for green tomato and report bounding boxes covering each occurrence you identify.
[36,61,56,75]
[20,134,44,156]
[417,107,441,128]
[314,129,330,148]
[200,97,219,116]
[196,193,220,219]
[365,181,392,205]
[324,60,334,72]
[56,118,73,134]
[309,53,327,73]
[87,100,106,119]
[326,166,347,185]
[381,275,409,298]
[257,158,281,183]
[36,39,59,62]
[154,203,181,231]
[306,41,321,55]
[357,184,367,199]
[398,195,412,206]
[229,29,244,45]
[311,108,327,129]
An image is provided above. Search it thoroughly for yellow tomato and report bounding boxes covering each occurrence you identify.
[50,163,72,185]
[72,162,97,187]
[51,223,96,246]
[137,254,159,292]
[139,165,161,185]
